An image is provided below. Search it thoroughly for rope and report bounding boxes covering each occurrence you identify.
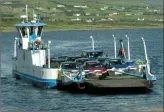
[85,73,96,86]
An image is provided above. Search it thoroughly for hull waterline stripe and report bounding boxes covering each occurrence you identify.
[13,70,56,83]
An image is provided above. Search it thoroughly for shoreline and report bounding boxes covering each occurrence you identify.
[0,26,162,33]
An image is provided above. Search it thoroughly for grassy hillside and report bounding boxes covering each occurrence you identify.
[0,0,163,32]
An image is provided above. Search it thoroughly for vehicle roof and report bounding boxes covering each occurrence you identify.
[97,57,109,60]
[82,49,103,53]
[51,59,66,61]
[85,60,100,63]
[67,56,82,58]
[61,61,76,64]
[75,58,88,60]
[109,58,123,61]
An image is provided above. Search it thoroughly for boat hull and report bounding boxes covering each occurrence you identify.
[57,80,85,93]
[12,48,59,88]
[13,70,57,88]
[84,84,152,95]
[84,76,154,94]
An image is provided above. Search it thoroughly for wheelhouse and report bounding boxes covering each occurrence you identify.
[15,17,46,50]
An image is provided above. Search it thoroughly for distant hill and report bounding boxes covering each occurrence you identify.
[49,0,163,6]
[0,0,163,32]
[139,0,163,6]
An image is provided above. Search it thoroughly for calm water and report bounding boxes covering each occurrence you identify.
[1,28,163,112]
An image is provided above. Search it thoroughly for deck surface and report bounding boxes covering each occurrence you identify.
[84,74,148,88]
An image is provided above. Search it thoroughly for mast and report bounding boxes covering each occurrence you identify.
[90,36,94,51]
[141,37,151,80]
[126,35,130,61]
[47,41,51,68]
[141,37,155,80]
[14,37,18,58]
[141,37,148,64]
[112,35,116,58]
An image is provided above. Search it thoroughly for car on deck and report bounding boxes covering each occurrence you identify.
[83,61,107,76]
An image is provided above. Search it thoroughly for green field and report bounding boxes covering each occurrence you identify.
[0,0,163,32]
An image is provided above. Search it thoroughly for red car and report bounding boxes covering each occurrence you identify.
[83,61,106,76]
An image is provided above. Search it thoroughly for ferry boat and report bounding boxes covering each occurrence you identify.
[12,5,58,88]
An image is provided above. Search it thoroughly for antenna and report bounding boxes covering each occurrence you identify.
[32,9,37,22]
[33,9,34,16]
[26,5,28,22]
[37,2,41,22]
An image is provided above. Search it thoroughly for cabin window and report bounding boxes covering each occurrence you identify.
[21,27,26,37]
[30,26,34,35]
[29,26,38,36]
[29,26,37,41]
[38,26,43,36]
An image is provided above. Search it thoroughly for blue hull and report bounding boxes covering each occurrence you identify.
[12,70,57,88]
